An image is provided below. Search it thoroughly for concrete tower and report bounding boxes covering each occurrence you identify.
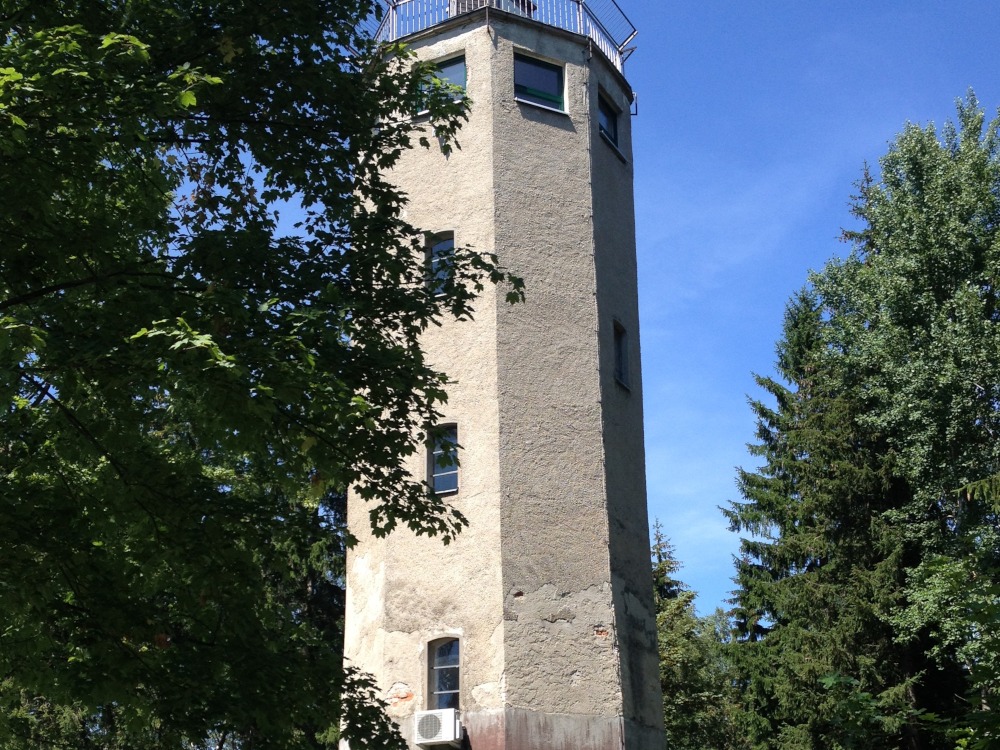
[344,2,663,748]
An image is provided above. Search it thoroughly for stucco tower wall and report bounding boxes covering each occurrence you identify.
[344,17,509,748]
[486,15,662,749]
[344,9,664,750]
[488,16,621,750]
[588,51,664,747]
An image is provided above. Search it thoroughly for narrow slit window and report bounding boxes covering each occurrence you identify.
[598,95,619,147]
[428,638,460,710]
[429,424,459,495]
[514,53,564,111]
[427,232,455,295]
[613,321,630,387]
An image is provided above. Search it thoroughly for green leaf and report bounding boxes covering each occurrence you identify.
[0,6,507,748]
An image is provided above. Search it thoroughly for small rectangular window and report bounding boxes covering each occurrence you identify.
[429,424,458,495]
[429,638,460,710]
[613,321,630,387]
[514,53,564,111]
[436,55,466,92]
[427,232,454,295]
[598,95,619,147]
[418,56,466,115]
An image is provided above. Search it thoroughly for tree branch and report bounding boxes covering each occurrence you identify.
[0,267,177,312]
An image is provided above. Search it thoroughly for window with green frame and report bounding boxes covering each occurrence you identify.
[513,53,563,111]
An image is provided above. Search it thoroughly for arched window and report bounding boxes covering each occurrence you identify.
[428,638,460,710]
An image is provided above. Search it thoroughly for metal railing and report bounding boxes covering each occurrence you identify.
[363,0,636,71]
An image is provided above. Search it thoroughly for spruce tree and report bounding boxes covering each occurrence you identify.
[654,525,747,750]
[726,95,1000,748]
[831,97,1000,747]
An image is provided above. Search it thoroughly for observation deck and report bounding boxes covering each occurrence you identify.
[365,0,636,72]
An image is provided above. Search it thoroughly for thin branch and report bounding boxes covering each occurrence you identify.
[0,267,176,312]
[38,383,129,480]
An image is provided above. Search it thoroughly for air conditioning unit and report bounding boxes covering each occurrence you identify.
[413,709,462,747]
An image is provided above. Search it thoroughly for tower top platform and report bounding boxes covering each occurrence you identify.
[364,0,636,72]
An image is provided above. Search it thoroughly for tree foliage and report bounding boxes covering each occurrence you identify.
[0,2,520,747]
[726,95,1000,749]
[653,525,747,750]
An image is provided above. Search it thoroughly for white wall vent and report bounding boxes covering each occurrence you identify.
[413,708,462,746]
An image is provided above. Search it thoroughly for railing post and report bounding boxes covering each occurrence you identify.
[576,0,584,35]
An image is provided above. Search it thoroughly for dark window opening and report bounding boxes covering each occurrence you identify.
[514,53,564,111]
[613,321,630,387]
[427,232,455,295]
[436,55,466,91]
[598,95,619,147]
[419,56,466,114]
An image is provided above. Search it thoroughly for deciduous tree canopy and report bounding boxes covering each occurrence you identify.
[0,2,519,747]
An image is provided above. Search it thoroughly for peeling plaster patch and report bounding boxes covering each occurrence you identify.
[503,583,621,713]
[472,681,501,704]
[490,619,505,650]
[594,625,610,638]
[349,552,374,582]
[543,607,576,624]
[386,682,414,706]
[624,588,653,619]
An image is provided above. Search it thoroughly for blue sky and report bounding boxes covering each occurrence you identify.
[624,2,1000,613]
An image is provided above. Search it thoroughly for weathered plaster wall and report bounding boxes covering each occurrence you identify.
[344,9,663,749]
[489,15,624,722]
[344,17,509,742]
[588,52,664,741]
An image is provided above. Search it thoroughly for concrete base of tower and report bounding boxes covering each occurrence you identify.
[457,708,662,750]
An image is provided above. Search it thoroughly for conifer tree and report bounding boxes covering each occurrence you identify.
[726,95,1000,748]
[653,525,746,750]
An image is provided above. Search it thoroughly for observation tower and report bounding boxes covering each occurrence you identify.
[344,2,663,747]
